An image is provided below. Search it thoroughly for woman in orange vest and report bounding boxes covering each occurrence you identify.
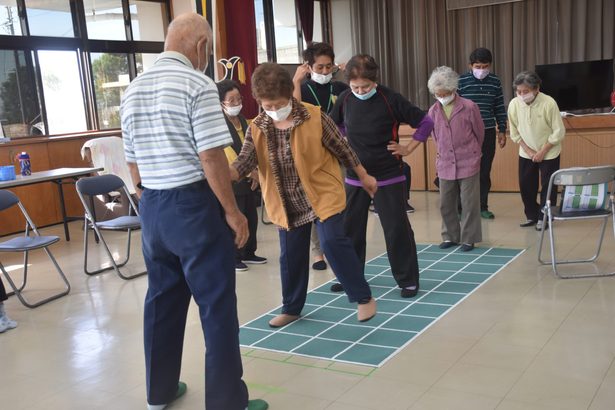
[230,63,377,328]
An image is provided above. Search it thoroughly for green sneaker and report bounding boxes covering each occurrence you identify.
[175,382,187,400]
[248,399,269,410]
[147,382,187,410]
[481,210,495,219]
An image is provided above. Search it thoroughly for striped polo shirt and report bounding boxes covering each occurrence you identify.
[458,72,507,132]
[120,51,232,189]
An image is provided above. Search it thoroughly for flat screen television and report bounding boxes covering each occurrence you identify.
[534,59,614,112]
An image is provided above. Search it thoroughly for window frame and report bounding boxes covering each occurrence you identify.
[0,0,170,135]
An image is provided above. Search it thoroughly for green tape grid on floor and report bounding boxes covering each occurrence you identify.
[240,244,524,368]
[241,348,377,377]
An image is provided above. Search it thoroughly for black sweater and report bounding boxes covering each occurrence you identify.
[330,85,427,180]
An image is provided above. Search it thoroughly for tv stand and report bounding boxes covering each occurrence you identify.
[563,107,613,116]
[562,112,615,130]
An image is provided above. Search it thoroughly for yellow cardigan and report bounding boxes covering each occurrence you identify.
[250,103,346,229]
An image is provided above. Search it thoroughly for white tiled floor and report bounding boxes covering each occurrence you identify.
[1,191,614,409]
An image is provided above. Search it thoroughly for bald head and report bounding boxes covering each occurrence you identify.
[165,12,212,70]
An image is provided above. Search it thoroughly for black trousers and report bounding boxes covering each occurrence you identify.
[235,191,259,261]
[344,182,419,288]
[402,162,411,201]
[0,278,7,302]
[518,155,560,221]
[479,127,497,211]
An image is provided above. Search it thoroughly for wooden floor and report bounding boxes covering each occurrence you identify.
[1,191,614,410]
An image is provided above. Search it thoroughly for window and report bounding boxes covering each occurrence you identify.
[136,52,159,75]
[0,0,170,136]
[0,0,22,36]
[83,0,127,41]
[255,0,330,63]
[254,0,267,63]
[307,0,322,45]
[272,0,300,64]
[26,0,75,37]
[91,52,129,129]
[129,0,168,41]
[0,50,42,138]
[38,50,87,133]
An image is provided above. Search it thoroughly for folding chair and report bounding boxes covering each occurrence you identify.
[0,190,70,308]
[537,165,615,279]
[81,137,137,222]
[76,174,146,280]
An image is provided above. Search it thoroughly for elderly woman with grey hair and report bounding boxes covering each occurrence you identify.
[508,71,565,231]
[427,66,484,252]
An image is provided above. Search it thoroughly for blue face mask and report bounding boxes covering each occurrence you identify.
[352,86,377,100]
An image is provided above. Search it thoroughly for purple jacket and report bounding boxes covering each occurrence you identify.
[428,95,485,180]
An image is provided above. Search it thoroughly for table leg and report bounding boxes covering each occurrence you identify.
[54,179,70,241]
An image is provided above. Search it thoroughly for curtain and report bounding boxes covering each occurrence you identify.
[297,0,315,45]
[220,0,260,118]
[350,0,615,109]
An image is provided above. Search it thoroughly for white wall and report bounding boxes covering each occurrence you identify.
[330,0,353,64]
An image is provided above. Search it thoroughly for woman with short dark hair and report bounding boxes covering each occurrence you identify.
[330,54,434,298]
[508,70,565,230]
[231,63,378,328]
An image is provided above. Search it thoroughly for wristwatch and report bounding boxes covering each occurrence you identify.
[136,181,144,190]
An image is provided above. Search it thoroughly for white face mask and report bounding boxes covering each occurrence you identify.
[436,95,454,106]
[264,100,292,122]
[224,104,242,117]
[472,68,489,80]
[518,92,536,104]
[311,71,333,85]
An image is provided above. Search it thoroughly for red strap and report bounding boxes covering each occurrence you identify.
[343,89,403,164]
[377,89,401,163]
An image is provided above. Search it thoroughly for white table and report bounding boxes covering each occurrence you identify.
[0,167,103,240]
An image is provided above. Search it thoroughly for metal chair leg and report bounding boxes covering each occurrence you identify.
[1,248,70,308]
[83,219,145,280]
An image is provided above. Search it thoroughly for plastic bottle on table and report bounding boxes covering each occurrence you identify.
[17,152,31,176]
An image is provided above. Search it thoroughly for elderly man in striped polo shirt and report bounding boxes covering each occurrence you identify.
[458,47,508,220]
[120,12,267,410]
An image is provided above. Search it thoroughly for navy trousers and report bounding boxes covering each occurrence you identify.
[278,213,372,315]
[140,181,248,410]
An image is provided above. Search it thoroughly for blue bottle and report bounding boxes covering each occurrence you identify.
[17,152,31,176]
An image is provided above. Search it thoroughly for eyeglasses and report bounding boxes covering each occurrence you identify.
[224,97,242,105]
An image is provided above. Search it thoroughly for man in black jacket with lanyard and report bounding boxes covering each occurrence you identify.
[292,42,349,271]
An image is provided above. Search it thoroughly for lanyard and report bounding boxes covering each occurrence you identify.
[306,83,333,113]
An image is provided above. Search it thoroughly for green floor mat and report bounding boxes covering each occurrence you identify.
[240,244,524,367]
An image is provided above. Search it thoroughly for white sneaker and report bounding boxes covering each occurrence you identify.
[0,315,17,333]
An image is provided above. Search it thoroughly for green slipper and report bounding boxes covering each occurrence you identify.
[248,398,269,410]
[147,382,187,410]
[480,210,495,219]
[175,382,187,400]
